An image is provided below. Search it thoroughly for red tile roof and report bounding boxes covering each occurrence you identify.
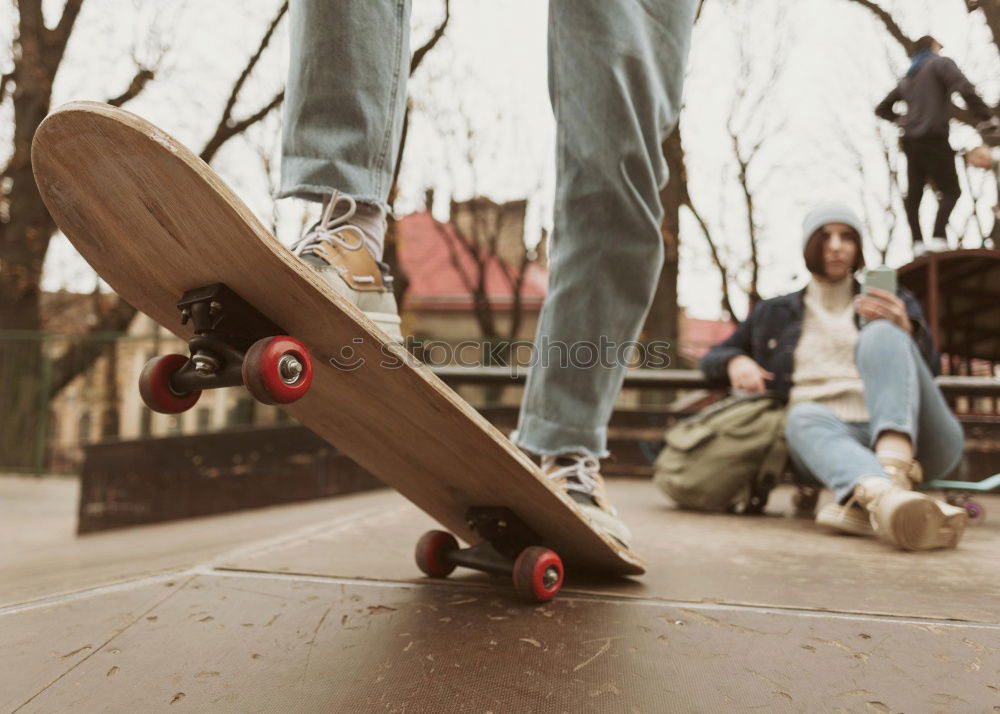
[678,317,736,363]
[395,211,738,359]
[396,212,547,312]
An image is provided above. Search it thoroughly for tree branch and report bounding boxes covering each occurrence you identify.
[0,71,13,105]
[106,68,155,107]
[411,0,450,75]
[391,0,452,197]
[52,0,85,48]
[219,1,287,132]
[48,297,137,396]
[684,198,737,321]
[199,89,284,163]
[199,1,287,163]
[841,0,914,54]
[695,0,708,23]
[432,217,477,295]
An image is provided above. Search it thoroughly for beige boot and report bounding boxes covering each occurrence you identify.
[815,455,920,537]
[853,476,968,551]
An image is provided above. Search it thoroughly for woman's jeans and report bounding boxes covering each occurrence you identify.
[785,320,965,503]
[281,0,697,458]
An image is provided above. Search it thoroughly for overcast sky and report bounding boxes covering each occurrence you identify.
[24,0,999,321]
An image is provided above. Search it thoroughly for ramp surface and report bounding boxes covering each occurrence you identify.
[3,481,1000,712]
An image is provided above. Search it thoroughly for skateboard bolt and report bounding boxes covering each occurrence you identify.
[279,355,303,384]
[209,300,223,315]
[542,566,560,589]
[192,353,220,375]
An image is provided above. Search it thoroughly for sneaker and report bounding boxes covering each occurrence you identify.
[541,453,632,549]
[291,193,403,341]
[851,475,968,550]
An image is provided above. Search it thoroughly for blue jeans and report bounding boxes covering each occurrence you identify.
[785,320,965,503]
[281,0,697,458]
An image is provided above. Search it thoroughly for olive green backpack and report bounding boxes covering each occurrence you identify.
[653,394,788,514]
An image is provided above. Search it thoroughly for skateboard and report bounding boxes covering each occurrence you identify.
[32,102,644,601]
[920,473,1000,524]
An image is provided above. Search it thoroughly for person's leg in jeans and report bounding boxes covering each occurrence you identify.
[279,0,410,339]
[786,404,880,504]
[787,320,967,549]
[510,0,696,546]
[924,139,961,241]
[281,0,409,210]
[855,319,964,480]
[902,138,928,249]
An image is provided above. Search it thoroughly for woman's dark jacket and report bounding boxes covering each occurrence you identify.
[699,281,938,401]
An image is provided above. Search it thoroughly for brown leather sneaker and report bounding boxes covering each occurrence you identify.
[541,454,632,549]
[292,193,402,341]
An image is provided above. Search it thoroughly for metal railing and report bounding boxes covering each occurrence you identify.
[434,365,1000,396]
[4,329,999,475]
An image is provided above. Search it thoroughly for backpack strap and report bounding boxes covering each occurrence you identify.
[743,408,789,514]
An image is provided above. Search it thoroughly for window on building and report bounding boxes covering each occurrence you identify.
[101,408,119,438]
[197,408,212,432]
[78,412,92,444]
[228,397,255,427]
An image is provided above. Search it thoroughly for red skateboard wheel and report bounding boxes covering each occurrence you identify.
[138,354,201,414]
[415,530,459,578]
[242,336,313,405]
[512,546,563,602]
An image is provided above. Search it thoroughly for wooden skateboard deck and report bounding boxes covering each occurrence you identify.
[32,102,645,588]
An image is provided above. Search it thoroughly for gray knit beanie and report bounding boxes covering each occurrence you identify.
[801,203,864,250]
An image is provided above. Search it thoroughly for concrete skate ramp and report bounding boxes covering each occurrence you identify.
[220,482,1000,624]
[3,481,1000,711]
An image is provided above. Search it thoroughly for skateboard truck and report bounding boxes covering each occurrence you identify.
[415,507,565,602]
[138,283,314,414]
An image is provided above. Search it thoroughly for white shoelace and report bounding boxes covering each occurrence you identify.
[292,191,369,267]
[542,454,602,498]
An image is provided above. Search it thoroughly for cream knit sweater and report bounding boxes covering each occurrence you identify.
[788,276,870,423]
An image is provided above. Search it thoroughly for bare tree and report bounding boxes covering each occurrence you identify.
[685,195,739,320]
[660,0,787,334]
[384,0,453,306]
[430,196,538,350]
[423,107,542,347]
[0,1,288,468]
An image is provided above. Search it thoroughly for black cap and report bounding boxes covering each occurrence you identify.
[911,35,940,56]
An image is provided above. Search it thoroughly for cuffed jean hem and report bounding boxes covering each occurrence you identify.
[510,413,609,460]
[867,420,914,450]
[277,156,393,213]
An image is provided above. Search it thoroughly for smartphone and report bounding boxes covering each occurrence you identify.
[860,265,897,326]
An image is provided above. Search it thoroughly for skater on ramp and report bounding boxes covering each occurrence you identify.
[875,35,996,257]
[278,0,698,548]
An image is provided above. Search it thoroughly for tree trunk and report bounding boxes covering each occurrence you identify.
[643,125,685,366]
[0,6,63,468]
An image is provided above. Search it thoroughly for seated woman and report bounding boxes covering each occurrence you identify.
[700,203,968,550]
